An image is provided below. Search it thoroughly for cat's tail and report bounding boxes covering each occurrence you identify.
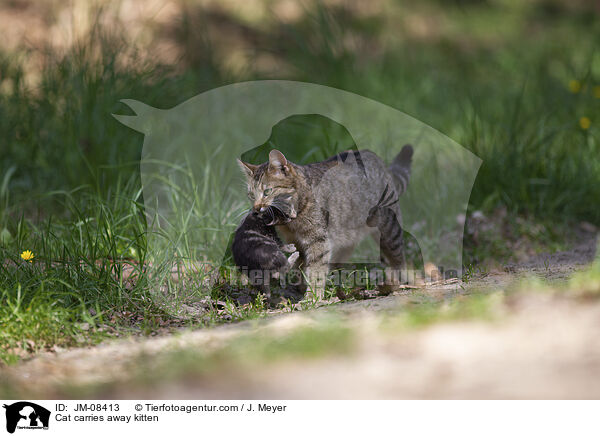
[389,144,413,195]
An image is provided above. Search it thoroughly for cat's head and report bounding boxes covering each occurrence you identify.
[237,149,300,224]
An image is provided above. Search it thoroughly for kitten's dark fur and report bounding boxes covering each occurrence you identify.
[232,209,298,295]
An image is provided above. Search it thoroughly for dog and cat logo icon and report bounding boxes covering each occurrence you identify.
[2,402,50,433]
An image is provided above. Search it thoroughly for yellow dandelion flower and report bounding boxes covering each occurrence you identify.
[21,250,34,262]
[568,79,581,93]
[594,86,600,99]
[579,116,591,130]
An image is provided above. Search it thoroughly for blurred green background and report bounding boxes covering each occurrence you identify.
[0,0,599,362]
[1,0,599,220]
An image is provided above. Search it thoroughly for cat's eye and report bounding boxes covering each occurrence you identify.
[263,188,272,196]
[248,191,255,200]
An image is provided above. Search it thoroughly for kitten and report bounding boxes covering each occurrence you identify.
[232,208,299,296]
[237,145,413,299]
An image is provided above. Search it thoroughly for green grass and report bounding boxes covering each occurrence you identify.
[1,0,599,364]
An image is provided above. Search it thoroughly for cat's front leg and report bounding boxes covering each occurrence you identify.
[303,264,329,300]
[302,240,331,301]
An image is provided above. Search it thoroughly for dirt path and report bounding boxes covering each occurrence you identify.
[2,234,598,399]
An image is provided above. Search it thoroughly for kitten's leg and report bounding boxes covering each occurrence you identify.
[287,251,300,268]
[259,275,272,299]
[281,244,296,253]
[273,251,299,280]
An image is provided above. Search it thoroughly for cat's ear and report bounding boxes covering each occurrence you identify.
[237,159,258,180]
[268,149,289,174]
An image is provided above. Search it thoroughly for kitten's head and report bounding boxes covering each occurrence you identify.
[237,149,300,224]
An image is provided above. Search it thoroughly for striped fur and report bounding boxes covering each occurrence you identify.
[237,146,413,299]
[232,210,299,295]
[389,145,413,195]
[366,184,404,266]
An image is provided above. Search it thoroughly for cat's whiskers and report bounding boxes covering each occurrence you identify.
[265,205,276,225]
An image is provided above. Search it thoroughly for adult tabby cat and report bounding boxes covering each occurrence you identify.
[237,145,413,299]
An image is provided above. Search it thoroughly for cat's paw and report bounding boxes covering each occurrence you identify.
[281,244,297,253]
